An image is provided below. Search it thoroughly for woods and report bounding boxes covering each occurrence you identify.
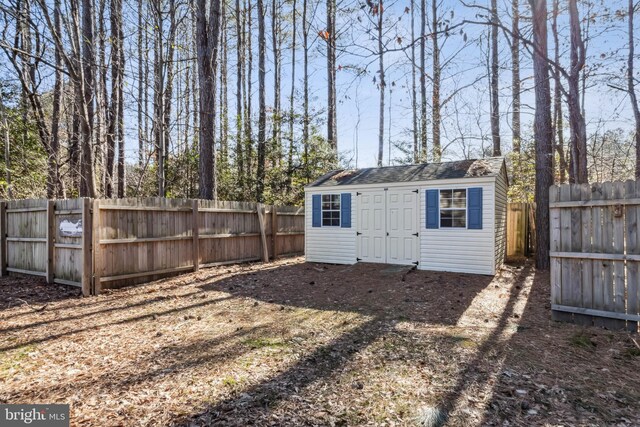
[0,0,639,267]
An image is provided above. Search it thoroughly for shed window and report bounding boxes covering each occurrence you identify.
[440,189,466,228]
[321,194,341,226]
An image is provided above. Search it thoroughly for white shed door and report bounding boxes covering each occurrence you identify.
[357,191,386,263]
[357,189,419,265]
[386,189,419,265]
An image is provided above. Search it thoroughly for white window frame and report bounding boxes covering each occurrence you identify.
[321,194,341,227]
[439,188,467,229]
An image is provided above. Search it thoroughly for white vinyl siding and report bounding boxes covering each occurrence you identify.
[305,171,504,275]
[494,165,508,271]
[305,190,356,264]
[420,180,496,275]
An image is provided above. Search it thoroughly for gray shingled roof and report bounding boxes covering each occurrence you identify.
[307,157,505,187]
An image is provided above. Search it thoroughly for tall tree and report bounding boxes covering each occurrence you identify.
[271,0,282,165]
[567,0,588,183]
[287,0,297,182]
[326,0,337,159]
[196,0,222,199]
[256,0,267,201]
[80,0,97,197]
[302,0,310,178]
[552,0,567,182]
[530,0,553,270]
[376,1,385,167]
[420,0,427,160]
[490,0,501,156]
[235,0,245,191]
[627,0,640,178]
[511,0,521,153]
[431,0,441,161]
[411,0,419,162]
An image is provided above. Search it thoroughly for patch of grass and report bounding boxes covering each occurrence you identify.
[0,345,37,376]
[222,376,239,387]
[242,337,287,349]
[570,334,594,349]
[450,335,477,349]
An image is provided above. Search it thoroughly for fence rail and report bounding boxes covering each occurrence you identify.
[550,181,639,331]
[0,198,304,296]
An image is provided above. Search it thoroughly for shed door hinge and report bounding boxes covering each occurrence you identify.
[356,258,362,262]
[412,232,419,237]
[413,261,419,265]
[356,192,362,196]
[356,232,362,236]
[412,189,419,193]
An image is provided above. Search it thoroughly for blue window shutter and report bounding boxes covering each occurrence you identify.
[340,193,352,228]
[468,187,483,229]
[312,194,321,227]
[426,189,439,229]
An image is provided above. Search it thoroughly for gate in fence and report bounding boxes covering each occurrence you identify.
[550,181,640,331]
[0,198,304,296]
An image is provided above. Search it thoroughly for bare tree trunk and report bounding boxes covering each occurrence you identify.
[115,0,125,197]
[287,0,297,184]
[244,0,253,190]
[196,0,222,199]
[162,0,177,194]
[552,0,567,183]
[1,102,13,199]
[490,0,501,157]
[80,0,97,197]
[420,0,427,161]
[431,0,441,161]
[530,0,553,270]
[235,0,244,192]
[377,2,385,167]
[220,0,229,167]
[271,0,281,166]
[138,0,145,167]
[411,0,418,163]
[51,0,64,196]
[511,0,520,153]
[97,0,107,193]
[256,0,266,201]
[628,0,640,179]
[302,0,310,179]
[568,0,588,183]
[326,0,337,160]
[153,1,165,196]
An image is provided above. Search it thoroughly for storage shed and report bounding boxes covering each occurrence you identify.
[304,157,508,275]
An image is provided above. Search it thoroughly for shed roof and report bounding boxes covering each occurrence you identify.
[306,157,505,188]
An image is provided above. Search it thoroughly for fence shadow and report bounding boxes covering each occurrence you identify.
[0,274,81,310]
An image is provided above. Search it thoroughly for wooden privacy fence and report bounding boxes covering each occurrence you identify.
[550,181,640,331]
[507,202,534,257]
[0,198,304,296]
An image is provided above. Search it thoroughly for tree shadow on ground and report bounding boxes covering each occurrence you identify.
[172,262,520,426]
[478,269,640,426]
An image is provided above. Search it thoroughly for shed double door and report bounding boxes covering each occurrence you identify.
[357,189,419,265]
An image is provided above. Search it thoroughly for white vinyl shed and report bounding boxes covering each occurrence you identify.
[304,157,508,275]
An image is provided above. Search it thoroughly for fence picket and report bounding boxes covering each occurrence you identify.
[625,180,639,332]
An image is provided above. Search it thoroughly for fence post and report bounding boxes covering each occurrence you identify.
[271,205,278,259]
[46,200,55,284]
[0,201,6,276]
[192,200,199,272]
[92,199,101,296]
[81,198,92,296]
[256,203,269,262]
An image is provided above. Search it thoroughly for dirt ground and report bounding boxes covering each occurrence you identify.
[0,257,639,427]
